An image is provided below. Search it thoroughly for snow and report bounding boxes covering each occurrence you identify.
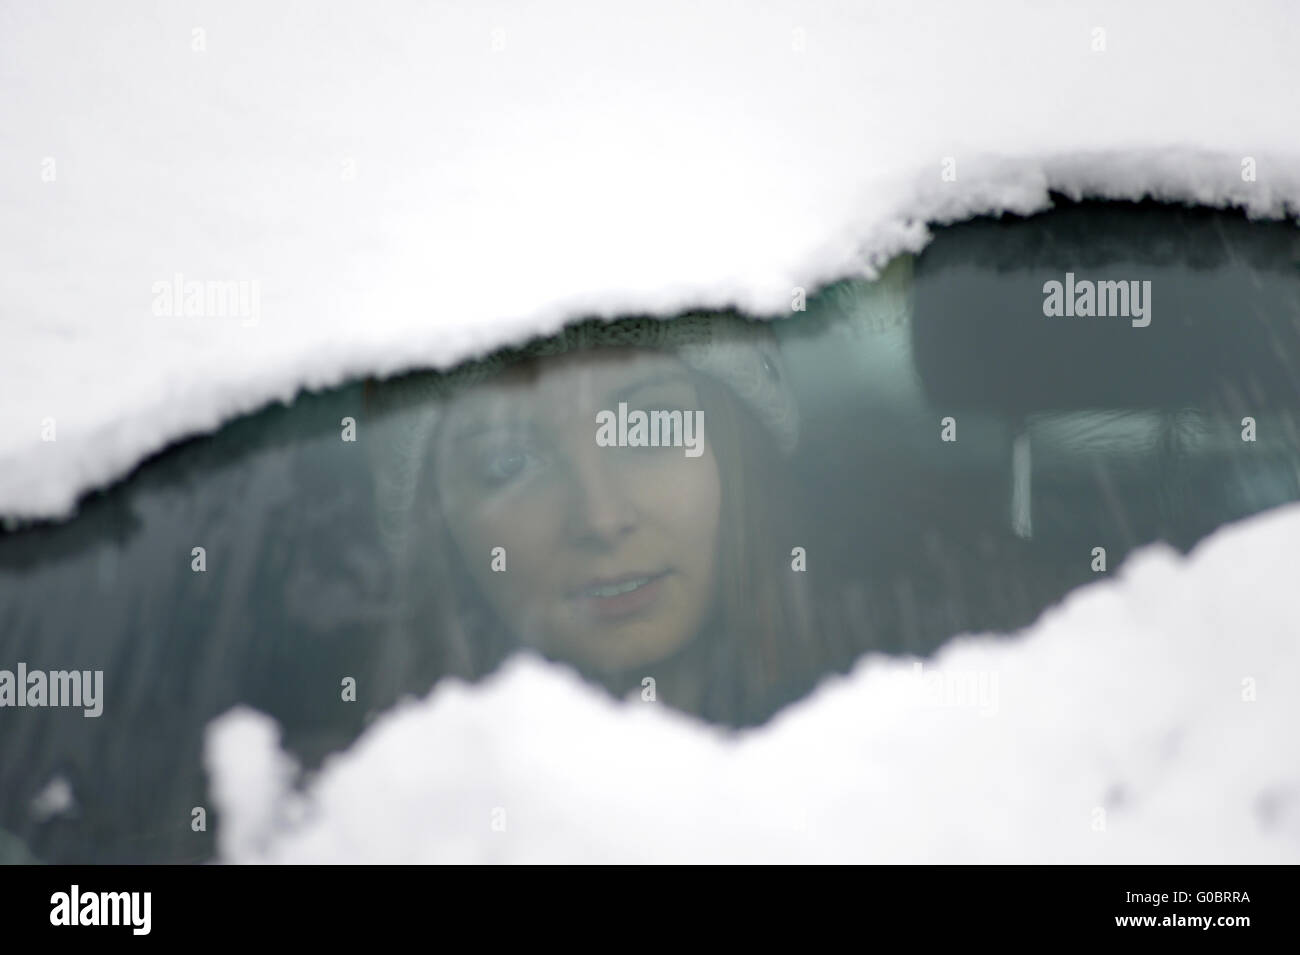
[204,706,301,863]
[4,0,1300,521]
[28,775,75,823]
[207,504,1300,864]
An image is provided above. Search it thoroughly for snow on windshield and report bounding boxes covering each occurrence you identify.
[3,0,1299,520]
[4,1,1299,865]
[208,504,1300,863]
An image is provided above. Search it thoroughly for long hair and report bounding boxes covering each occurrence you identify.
[689,372,817,724]
[365,353,818,727]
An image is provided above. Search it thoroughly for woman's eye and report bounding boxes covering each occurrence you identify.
[477,445,540,486]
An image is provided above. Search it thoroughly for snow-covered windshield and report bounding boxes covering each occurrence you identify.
[2,200,1299,863]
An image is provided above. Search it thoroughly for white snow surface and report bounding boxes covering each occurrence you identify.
[4,1,1300,520]
[206,504,1300,864]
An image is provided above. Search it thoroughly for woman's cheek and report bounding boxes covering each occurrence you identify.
[635,448,722,554]
[462,489,564,617]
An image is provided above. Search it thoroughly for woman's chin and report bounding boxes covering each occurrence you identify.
[548,616,699,673]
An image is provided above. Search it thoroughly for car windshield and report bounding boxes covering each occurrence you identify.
[3,199,1299,862]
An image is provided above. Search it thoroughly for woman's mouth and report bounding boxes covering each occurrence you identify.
[570,571,670,621]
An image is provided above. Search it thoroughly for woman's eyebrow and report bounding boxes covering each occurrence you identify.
[610,371,692,404]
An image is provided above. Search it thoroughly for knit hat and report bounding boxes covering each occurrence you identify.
[364,313,800,557]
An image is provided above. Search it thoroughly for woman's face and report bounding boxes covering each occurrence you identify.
[433,348,722,672]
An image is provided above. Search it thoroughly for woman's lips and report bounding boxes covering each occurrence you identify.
[569,571,670,622]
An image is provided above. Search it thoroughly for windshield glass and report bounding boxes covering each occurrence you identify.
[3,199,1299,862]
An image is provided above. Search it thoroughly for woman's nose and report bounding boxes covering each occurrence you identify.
[562,442,637,547]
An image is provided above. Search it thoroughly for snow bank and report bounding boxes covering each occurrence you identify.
[205,504,1300,864]
[4,1,1300,520]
